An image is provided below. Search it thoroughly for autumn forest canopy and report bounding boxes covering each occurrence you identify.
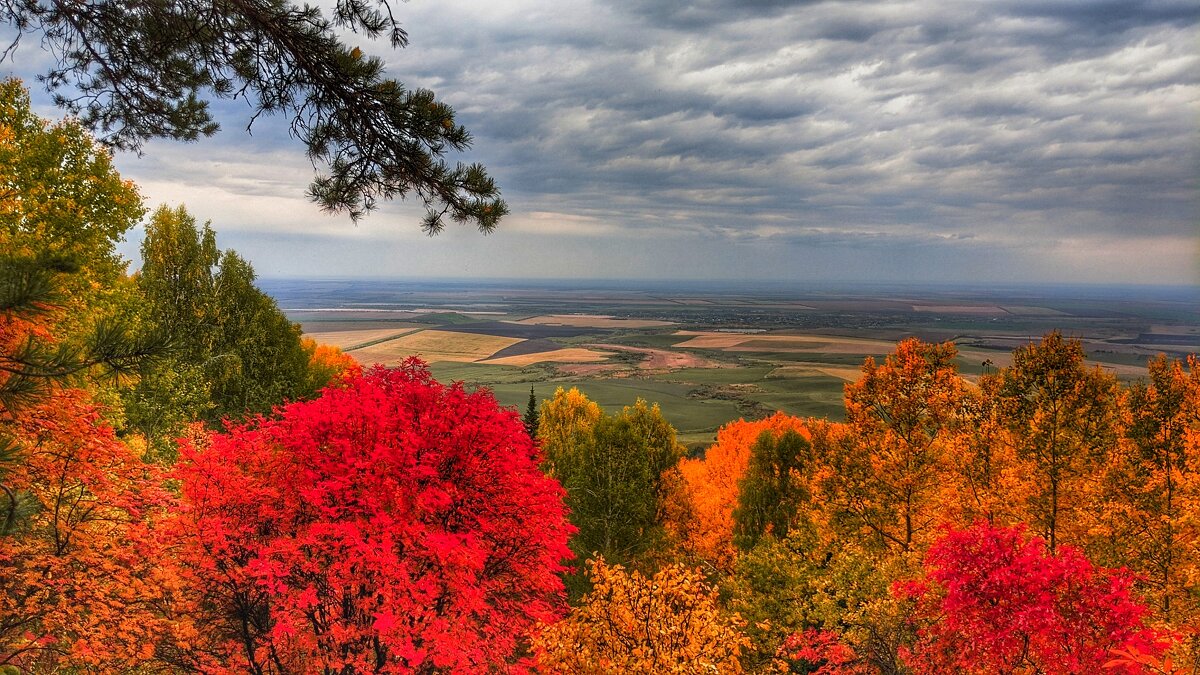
[3,70,1200,675]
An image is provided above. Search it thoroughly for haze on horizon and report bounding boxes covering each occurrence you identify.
[4,0,1198,286]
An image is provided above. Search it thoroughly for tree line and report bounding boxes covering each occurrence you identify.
[531,336,1198,673]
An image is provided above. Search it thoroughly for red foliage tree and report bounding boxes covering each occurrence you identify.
[901,522,1167,674]
[170,360,574,674]
[776,629,872,675]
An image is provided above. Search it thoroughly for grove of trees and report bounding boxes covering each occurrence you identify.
[2,77,1200,674]
[534,337,1199,674]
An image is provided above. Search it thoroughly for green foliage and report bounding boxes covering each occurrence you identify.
[540,390,687,596]
[126,205,322,456]
[1,3,506,226]
[1,258,158,411]
[563,415,660,565]
[206,248,312,419]
[726,529,828,667]
[726,531,917,672]
[733,429,813,551]
[0,434,39,536]
[623,398,686,484]
[135,204,221,343]
[120,362,211,462]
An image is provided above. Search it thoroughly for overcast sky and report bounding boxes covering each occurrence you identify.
[5,0,1199,284]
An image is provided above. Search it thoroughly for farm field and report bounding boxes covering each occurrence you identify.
[304,326,424,350]
[514,314,675,328]
[273,279,1200,449]
[349,329,521,364]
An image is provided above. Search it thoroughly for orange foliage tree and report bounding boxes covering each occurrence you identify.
[1101,354,1200,622]
[669,412,812,572]
[533,558,749,674]
[301,337,361,391]
[1,151,175,670]
[0,389,176,672]
[934,386,1029,529]
[820,339,964,553]
[984,332,1121,554]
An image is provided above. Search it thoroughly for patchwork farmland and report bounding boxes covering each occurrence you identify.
[276,279,1200,449]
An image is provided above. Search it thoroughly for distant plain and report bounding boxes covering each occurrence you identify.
[270,279,1200,449]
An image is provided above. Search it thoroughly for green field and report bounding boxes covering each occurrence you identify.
[429,357,850,449]
[430,362,746,442]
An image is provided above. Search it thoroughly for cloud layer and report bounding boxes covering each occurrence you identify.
[5,0,1197,283]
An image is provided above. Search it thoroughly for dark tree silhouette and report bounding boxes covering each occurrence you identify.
[0,0,507,228]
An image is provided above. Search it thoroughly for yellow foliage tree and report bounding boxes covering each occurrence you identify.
[0,79,144,301]
[622,398,687,489]
[533,558,749,674]
[934,388,1031,529]
[539,386,602,476]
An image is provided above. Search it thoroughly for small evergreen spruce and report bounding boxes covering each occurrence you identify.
[523,386,540,439]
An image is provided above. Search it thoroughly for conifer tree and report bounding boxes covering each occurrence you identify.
[0,2,506,227]
[524,385,540,439]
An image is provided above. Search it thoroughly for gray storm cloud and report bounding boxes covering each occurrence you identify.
[4,0,1196,282]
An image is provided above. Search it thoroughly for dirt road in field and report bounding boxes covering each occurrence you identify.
[585,344,725,371]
